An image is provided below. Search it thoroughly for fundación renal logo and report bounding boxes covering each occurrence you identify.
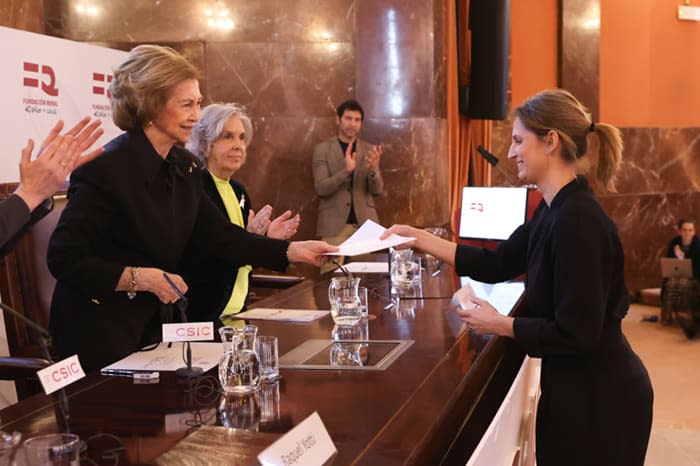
[22,61,59,97]
[91,72,113,119]
[92,72,113,98]
[22,61,59,115]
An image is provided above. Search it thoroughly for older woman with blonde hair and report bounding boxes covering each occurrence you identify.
[383,89,653,466]
[185,103,300,320]
[47,45,336,370]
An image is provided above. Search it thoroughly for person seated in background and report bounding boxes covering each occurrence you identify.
[661,219,700,328]
[0,117,103,256]
[185,103,300,321]
[666,219,700,277]
[312,99,383,271]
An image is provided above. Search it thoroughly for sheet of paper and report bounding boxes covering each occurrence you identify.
[235,308,330,323]
[324,220,414,256]
[101,342,223,372]
[334,262,389,274]
[456,277,525,315]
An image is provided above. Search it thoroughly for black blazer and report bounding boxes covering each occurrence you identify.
[47,129,289,370]
[666,235,700,278]
[185,170,253,322]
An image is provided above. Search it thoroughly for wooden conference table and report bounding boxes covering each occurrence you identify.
[0,258,526,465]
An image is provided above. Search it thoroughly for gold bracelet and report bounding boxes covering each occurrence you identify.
[127,266,140,300]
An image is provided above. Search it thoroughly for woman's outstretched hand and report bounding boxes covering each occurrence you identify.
[287,241,339,267]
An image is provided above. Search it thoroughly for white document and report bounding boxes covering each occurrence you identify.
[324,220,414,257]
[456,278,525,315]
[236,308,330,323]
[334,262,389,274]
[101,342,223,372]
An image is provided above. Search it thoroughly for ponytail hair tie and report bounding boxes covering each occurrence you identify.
[589,122,596,133]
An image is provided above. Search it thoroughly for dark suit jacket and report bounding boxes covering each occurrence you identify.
[667,235,700,278]
[47,128,289,370]
[185,170,253,322]
[0,194,53,257]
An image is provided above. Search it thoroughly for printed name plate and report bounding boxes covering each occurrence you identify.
[37,354,86,395]
[258,411,336,466]
[162,322,214,342]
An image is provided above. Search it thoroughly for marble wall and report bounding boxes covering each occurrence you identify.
[42,0,450,240]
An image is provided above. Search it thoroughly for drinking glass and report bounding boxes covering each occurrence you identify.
[258,381,281,426]
[255,336,280,382]
[424,227,448,271]
[358,286,369,318]
[23,433,80,466]
[390,248,418,287]
[328,277,362,325]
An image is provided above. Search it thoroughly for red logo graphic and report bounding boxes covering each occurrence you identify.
[469,202,485,213]
[92,72,113,98]
[23,62,59,97]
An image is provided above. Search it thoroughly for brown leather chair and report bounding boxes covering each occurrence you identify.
[0,185,66,397]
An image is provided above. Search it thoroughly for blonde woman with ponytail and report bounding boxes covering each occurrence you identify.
[382,89,653,466]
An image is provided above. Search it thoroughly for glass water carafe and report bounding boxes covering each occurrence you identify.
[218,334,261,394]
[328,276,363,325]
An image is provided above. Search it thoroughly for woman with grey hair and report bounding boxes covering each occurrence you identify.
[185,103,300,320]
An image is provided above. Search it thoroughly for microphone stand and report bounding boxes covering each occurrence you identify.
[163,274,203,377]
[0,302,72,435]
[475,145,527,187]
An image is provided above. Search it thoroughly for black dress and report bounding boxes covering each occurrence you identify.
[455,177,653,466]
[47,128,289,370]
[184,170,253,322]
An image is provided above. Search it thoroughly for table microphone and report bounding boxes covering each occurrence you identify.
[162,274,203,377]
[475,145,523,187]
[0,302,72,435]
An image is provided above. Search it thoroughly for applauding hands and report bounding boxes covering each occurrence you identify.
[15,117,104,211]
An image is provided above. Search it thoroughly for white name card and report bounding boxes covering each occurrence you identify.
[162,322,214,342]
[36,355,86,395]
[258,411,337,466]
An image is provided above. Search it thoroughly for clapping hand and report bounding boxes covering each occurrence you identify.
[267,210,301,239]
[15,117,104,211]
[365,144,382,171]
[247,205,273,235]
[344,141,357,173]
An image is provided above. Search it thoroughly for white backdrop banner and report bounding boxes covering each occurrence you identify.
[0,26,127,183]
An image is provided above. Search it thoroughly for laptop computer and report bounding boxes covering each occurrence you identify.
[660,258,693,278]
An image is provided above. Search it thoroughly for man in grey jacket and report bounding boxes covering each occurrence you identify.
[312,100,383,268]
